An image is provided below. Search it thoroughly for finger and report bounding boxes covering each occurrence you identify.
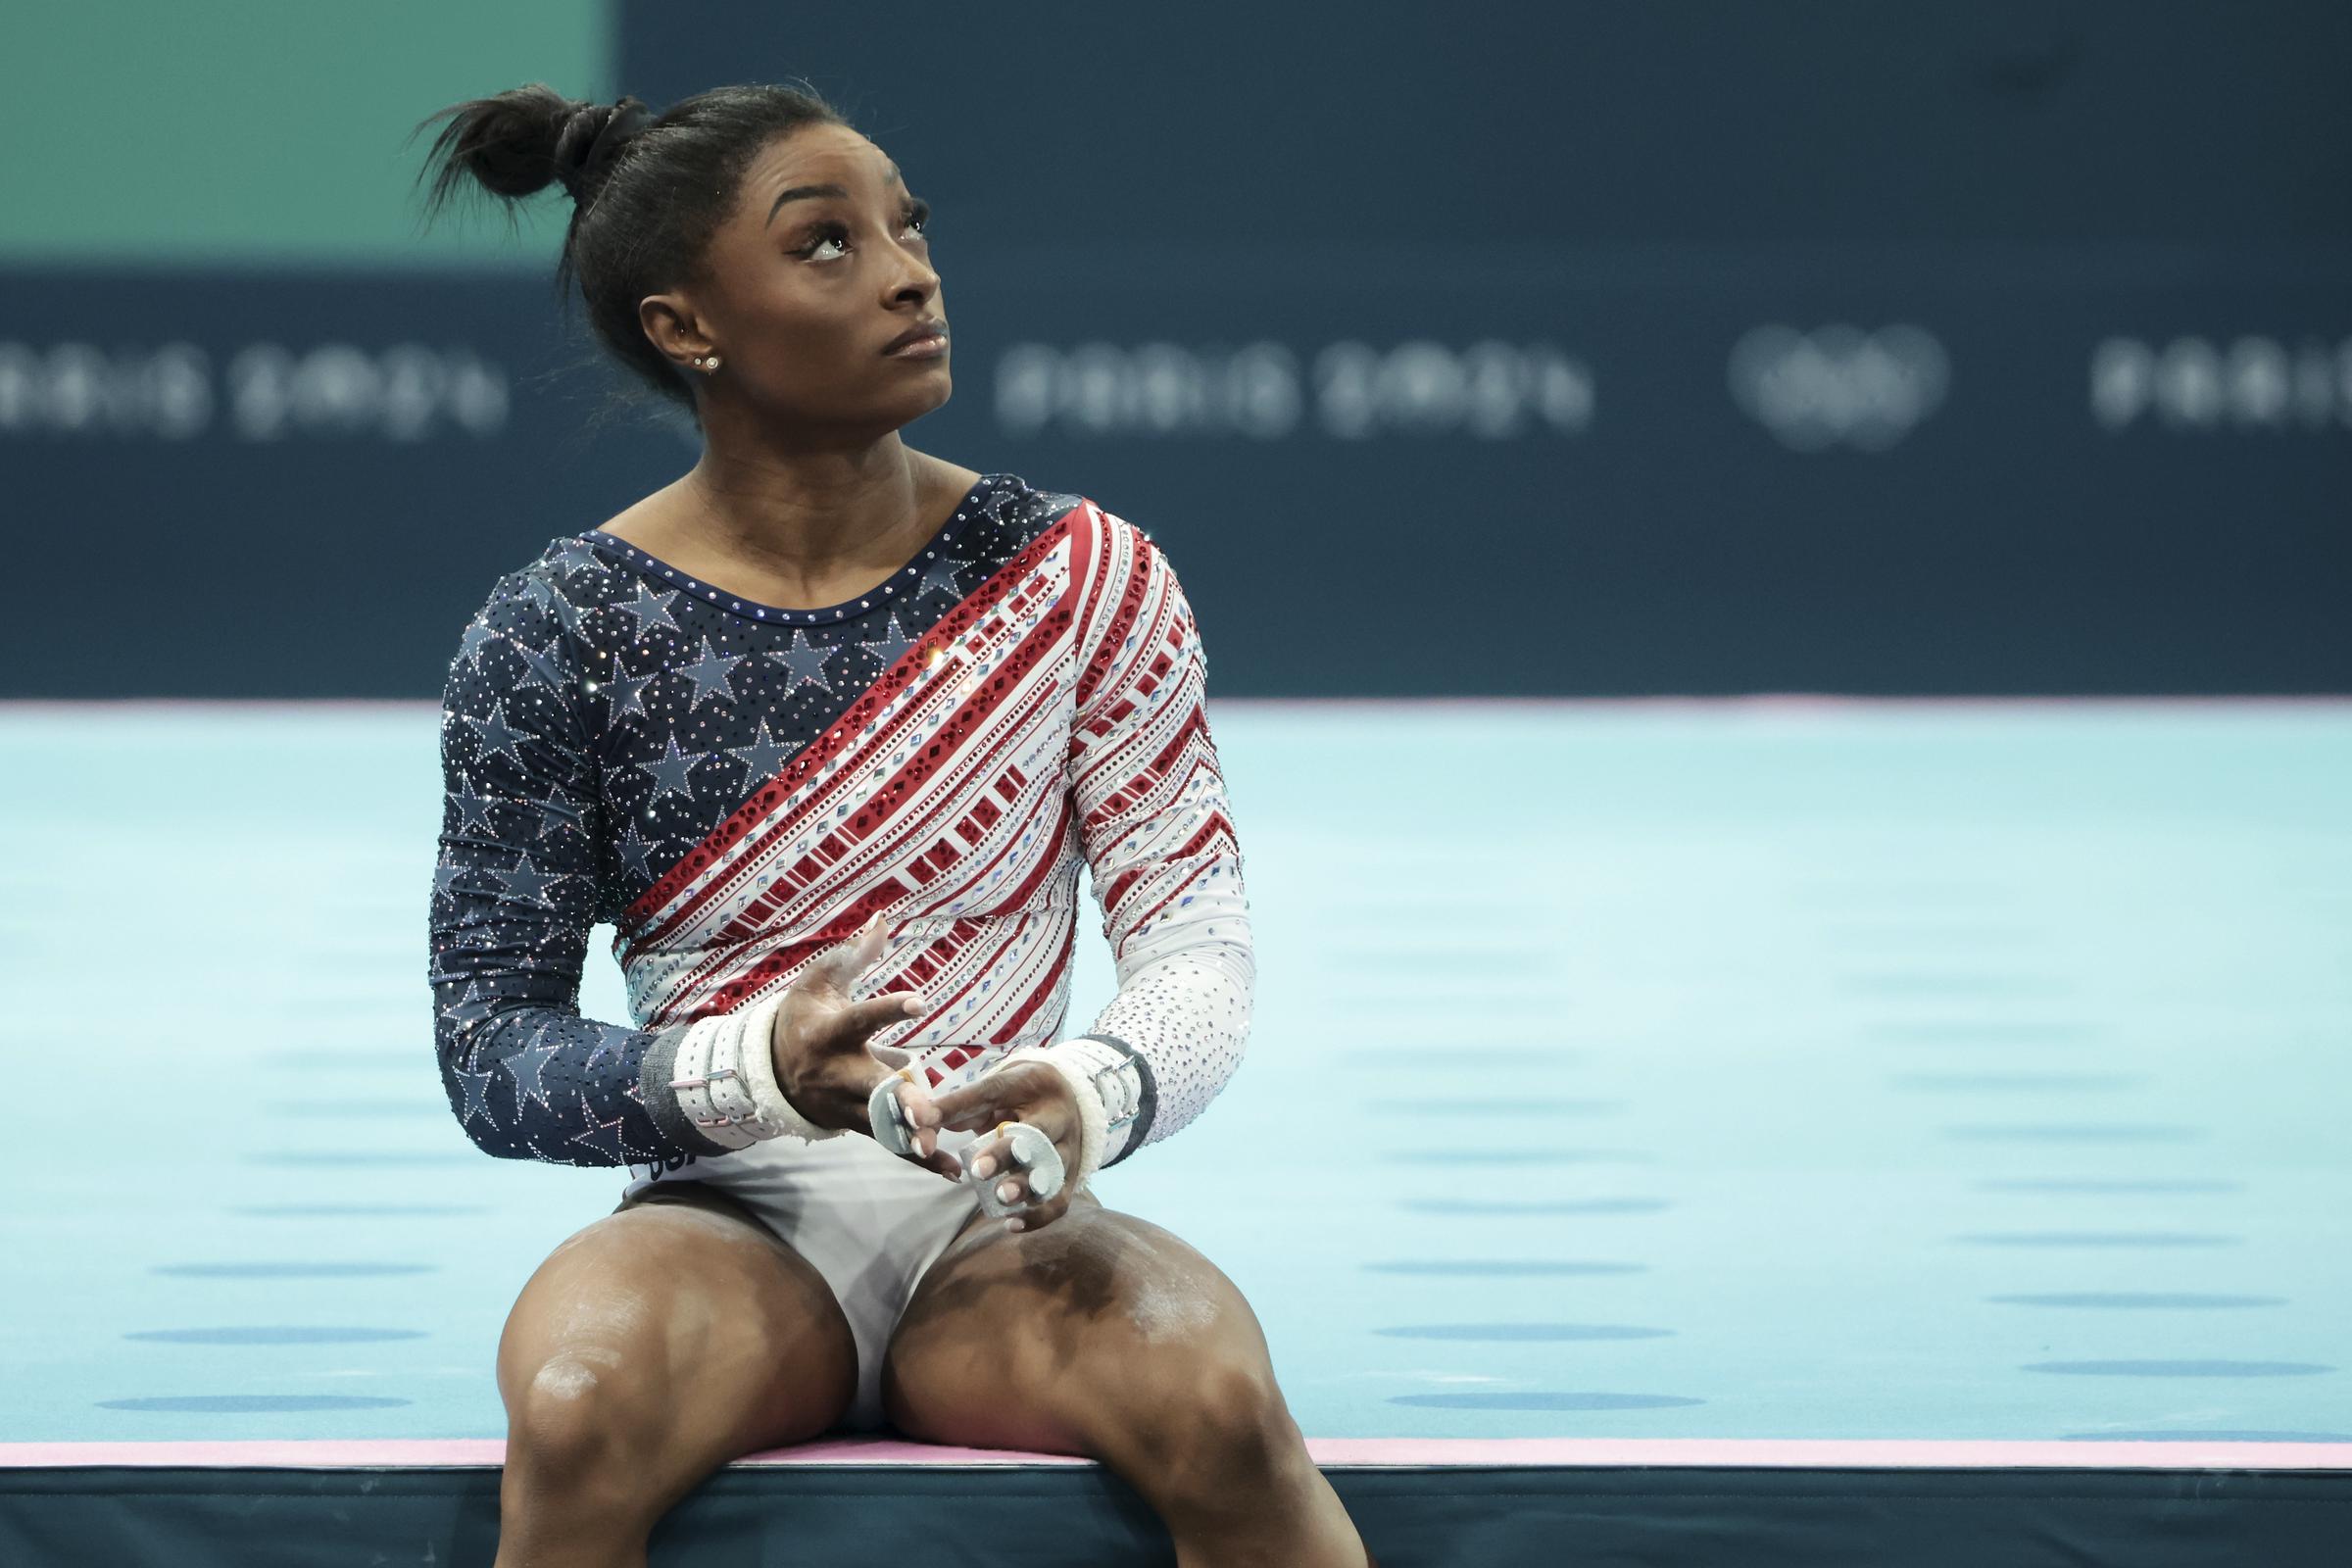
[932,1061,1058,1134]
[933,1083,1013,1134]
[992,1122,1060,1203]
[894,1080,943,1149]
[818,910,892,989]
[1004,1187,1073,1235]
[989,1166,1057,1206]
[868,1075,957,1176]
[828,990,925,1052]
[902,1143,964,1181]
[974,1118,1066,1208]
[964,1130,1014,1182]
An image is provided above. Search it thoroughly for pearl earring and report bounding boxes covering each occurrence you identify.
[695,354,721,372]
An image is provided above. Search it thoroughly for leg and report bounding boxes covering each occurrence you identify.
[882,1197,1377,1568]
[493,1182,858,1568]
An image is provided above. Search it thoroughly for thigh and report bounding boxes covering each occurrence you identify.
[880,1195,1288,1457]
[498,1182,858,1497]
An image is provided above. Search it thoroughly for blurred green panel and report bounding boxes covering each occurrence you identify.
[0,0,612,268]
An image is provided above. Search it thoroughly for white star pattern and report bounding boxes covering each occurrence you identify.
[869,610,916,670]
[491,852,565,906]
[915,555,970,600]
[458,620,499,668]
[729,717,794,782]
[466,701,530,765]
[636,732,704,803]
[774,628,837,694]
[447,771,496,833]
[677,635,750,709]
[611,580,683,638]
[513,639,571,694]
[603,662,658,723]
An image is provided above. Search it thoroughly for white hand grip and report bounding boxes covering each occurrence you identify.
[867,1069,921,1154]
[868,1077,1065,1217]
[966,1120,1064,1216]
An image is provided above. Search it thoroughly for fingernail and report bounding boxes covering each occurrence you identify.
[997,1180,1020,1203]
[1004,1218,1024,1234]
[971,1155,996,1179]
[903,993,923,1012]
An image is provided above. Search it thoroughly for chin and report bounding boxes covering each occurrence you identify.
[896,375,954,420]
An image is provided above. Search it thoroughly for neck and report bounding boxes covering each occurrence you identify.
[677,419,934,589]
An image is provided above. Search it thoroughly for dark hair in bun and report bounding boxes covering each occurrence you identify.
[410,80,849,423]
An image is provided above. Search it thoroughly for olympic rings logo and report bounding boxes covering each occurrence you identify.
[1727,323,1950,452]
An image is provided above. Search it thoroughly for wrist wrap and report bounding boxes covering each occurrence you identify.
[990,1035,1150,1188]
[666,990,845,1151]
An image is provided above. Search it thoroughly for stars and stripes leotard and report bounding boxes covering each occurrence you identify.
[426,472,1252,1180]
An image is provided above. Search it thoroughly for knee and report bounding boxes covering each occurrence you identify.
[1123,1349,1303,1511]
[505,1352,659,1505]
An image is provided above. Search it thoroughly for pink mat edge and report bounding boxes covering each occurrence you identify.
[5,1437,2349,1471]
[0,695,2347,714]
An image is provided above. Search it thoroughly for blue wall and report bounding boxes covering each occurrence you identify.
[3,1,2345,696]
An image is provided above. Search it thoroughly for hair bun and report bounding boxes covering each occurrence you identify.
[555,95,655,202]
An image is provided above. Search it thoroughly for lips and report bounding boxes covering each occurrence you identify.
[883,320,949,355]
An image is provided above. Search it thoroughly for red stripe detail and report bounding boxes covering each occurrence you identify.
[877,793,1074,1041]
[1077,511,1155,712]
[1082,705,1210,831]
[678,564,1067,944]
[709,612,1071,947]
[667,676,1077,1029]
[673,912,1006,1032]
[1112,815,1237,932]
[997,791,1078,911]
[903,784,1072,928]
[657,679,1072,1025]
[995,937,1072,1043]
[926,907,1072,1054]
[646,579,1058,951]
[623,507,1085,936]
[1065,501,1108,674]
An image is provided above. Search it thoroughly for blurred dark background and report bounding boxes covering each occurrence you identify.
[3,0,2346,697]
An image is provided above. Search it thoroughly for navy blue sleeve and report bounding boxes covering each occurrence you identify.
[428,570,720,1166]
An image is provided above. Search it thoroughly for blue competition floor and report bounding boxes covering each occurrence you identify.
[3,701,2346,1446]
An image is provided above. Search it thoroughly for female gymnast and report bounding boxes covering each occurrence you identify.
[414,83,1379,1566]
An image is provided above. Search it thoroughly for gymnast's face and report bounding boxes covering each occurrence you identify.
[644,122,950,437]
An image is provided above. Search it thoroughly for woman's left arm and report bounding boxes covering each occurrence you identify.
[931,514,1253,1221]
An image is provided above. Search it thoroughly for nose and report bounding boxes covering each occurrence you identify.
[886,242,938,309]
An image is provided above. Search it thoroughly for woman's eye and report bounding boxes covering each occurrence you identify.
[801,205,930,261]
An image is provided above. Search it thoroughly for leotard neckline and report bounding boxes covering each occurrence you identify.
[574,471,1004,627]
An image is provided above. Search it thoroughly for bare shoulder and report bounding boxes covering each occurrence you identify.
[587,481,688,553]
[921,452,987,504]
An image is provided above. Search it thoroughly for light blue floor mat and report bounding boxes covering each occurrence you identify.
[2,701,2345,1444]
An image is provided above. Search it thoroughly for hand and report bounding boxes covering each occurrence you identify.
[768,912,959,1178]
[930,1060,1085,1232]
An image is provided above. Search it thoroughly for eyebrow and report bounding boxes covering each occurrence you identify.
[765,164,906,227]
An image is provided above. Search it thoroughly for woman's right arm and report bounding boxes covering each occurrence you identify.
[427,572,724,1167]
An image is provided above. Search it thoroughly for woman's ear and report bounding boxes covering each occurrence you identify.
[639,293,710,371]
